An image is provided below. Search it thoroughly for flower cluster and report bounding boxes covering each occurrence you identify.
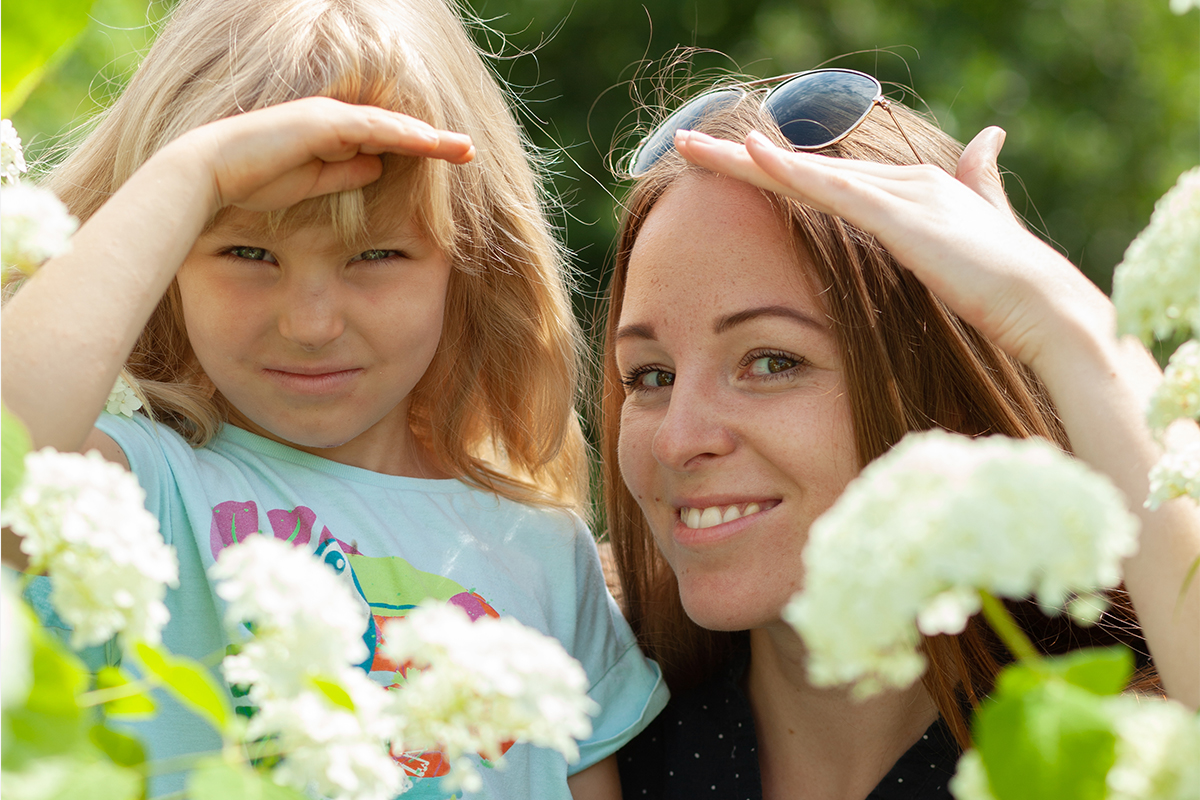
[210,535,406,800]
[1,449,178,648]
[1147,340,1200,435]
[950,696,1200,800]
[1146,440,1200,510]
[783,430,1140,696]
[1,119,27,184]
[1112,166,1200,344]
[105,375,145,418]
[1,182,79,284]
[0,119,78,285]
[1105,696,1200,800]
[381,602,598,792]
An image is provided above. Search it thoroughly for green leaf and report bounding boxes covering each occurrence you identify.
[2,405,32,507]
[133,642,231,734]
[308,675,356,712]
[1045,646,1133,697]
[0,755,142,800]
[93,666,156,718]
[88,724,146,770]
[1,628,91,769]
[187,758,310,800]
[0,0,96,112]
[975,670,1118,800]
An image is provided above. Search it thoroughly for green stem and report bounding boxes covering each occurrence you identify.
[978,589,1042,665]
[79,679,155,707]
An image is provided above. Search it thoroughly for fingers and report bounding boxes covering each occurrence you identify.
[298,100,474,165]
[955,127,1015,219]
[674,129,799,201]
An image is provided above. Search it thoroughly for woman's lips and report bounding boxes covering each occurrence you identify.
[262,367,363,395]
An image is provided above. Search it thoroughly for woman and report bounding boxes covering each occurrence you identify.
[600,70,1200,799]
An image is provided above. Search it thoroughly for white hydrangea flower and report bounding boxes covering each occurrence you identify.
[1,571,32,709]
[1,119,27,185]
[948,749,995,800]
[381,602,598,792]
[1147,440,1200,509]
[252,670,409,800]
[1,449,178,648]
[1146,340,1200,434]
[950,696,1200,800]
[783,430,1140,697]
[105,375,144,418]
[1106,696,1200,800]
[211,534,368,698]
[1112,167,1200,343]
[1170,0,1199,13]
[0,182,79,282]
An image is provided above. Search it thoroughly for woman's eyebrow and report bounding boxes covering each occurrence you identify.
[615,323,656,343]
[715,305,825,334]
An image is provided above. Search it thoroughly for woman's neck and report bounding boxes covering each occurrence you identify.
[747,623,939,800]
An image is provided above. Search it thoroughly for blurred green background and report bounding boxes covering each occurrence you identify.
[6,0,1199,328]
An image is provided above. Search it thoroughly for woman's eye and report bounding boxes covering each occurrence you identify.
[745,352,802,378]
[350,249,403,263]
[622,367,675,390]
[227,246,274,262]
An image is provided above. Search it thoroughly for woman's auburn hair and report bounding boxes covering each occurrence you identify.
[45,0,588,511]
[601,97,1152,749]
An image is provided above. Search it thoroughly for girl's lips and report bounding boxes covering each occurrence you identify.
[262,367,363,395]
[672,499,780,546]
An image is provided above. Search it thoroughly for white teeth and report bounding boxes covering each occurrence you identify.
[680,503,766,530]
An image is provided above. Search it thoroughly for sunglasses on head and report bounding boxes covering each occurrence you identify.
[627,68,924,178]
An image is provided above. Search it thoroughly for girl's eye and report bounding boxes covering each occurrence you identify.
[621,367,675,391]
[227,246,275,262]
[744,351,804,378]
[350,249,403,263]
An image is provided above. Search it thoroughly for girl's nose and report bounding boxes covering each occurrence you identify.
[277,276,345,351]
[650,376,737,472]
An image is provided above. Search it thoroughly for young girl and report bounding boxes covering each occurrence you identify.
[1,0,667,796]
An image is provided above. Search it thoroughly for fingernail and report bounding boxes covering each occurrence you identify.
[746,129,768,145]
[674,129,694,146]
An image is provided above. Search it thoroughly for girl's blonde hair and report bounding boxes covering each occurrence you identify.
[47,0,588,510]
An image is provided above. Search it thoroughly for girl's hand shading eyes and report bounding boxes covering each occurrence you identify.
[168,97,475,216]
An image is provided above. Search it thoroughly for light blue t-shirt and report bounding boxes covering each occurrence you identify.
[90,412,668,799]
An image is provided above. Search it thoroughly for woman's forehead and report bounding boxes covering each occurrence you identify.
[625,173,819,312]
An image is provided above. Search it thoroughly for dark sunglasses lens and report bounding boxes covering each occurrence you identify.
[630,89,743,177]
[766,71,879,149]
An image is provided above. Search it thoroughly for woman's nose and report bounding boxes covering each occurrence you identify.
[277,273,345,351]
[650,376,737,472]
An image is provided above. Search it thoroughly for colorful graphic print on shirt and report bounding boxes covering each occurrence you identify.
[209,500,511,790]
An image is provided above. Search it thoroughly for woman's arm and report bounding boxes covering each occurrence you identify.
[674,127,1200,708]
[1,98,472,454]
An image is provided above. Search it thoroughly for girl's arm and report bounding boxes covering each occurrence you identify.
[1,98,473,455]
[674,128,1200,709]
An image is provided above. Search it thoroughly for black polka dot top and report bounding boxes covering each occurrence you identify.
[618,653,960,800]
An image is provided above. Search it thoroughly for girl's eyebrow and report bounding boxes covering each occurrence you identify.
[714,305,825,334]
